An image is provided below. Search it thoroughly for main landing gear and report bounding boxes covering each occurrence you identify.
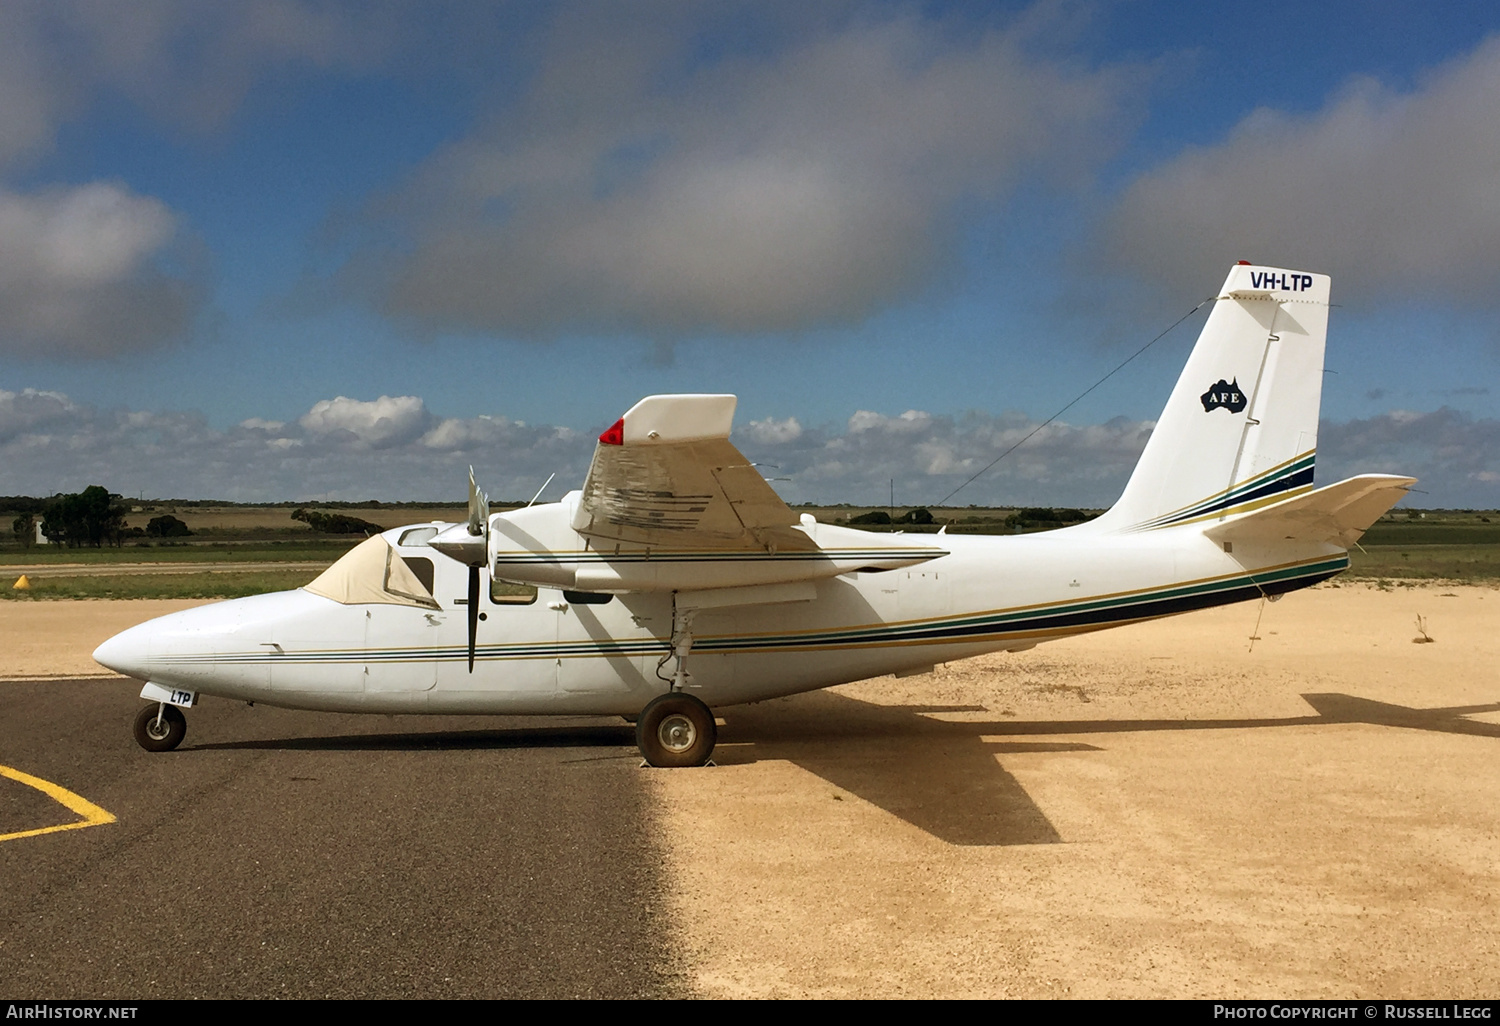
[636,597,716,767]
[636,692,716,768]
[133,703,187,752]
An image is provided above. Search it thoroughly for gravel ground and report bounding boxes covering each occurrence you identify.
[648,582,1500,998]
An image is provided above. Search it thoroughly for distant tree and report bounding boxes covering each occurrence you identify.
[41,486,130,547]
[1003,507,1094,532]
[0,496,49,516]
[899,508,935,525]
[1004,507,1061,529]
[291,508,386,535]
[11,513,35,548]
[848,510,892,525]
[146,514,192,538]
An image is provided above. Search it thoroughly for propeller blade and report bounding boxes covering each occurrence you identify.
[467,465,490,537]
[432,468,491,567]
[467,564,480,673]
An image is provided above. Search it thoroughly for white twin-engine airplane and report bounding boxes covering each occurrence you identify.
[96,263,1414,767]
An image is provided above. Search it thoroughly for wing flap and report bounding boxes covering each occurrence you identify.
[1203,474,1417,548]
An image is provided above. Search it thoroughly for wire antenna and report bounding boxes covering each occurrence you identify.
[528,472,556,507]
[933,298,1215,508]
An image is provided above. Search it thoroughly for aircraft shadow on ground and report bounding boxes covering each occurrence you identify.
[714,691,1090,847]
[711,690,1500,847]
[192,722,637,753]
[188,691,1500,848]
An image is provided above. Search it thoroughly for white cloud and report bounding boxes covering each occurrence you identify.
[847,409,934,435]
[789,409,1156,507]
[0,182,204,358]
[0,2,402,358]
[418,414,577,452]
[26,182,176,283]
[1318,408,1500,501]
[4,388,1489,508]
[298,395,432,449]
[0,387,77,443]
[744,416,803,445]
[357,7,1138,337]
[1102,35,1500,306]
[0,1,395,168]
[0,389,593,502]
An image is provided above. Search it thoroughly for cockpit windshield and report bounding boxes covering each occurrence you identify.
[303,534,442,610]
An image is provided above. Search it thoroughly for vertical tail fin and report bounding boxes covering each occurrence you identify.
[1097,263,1330,531]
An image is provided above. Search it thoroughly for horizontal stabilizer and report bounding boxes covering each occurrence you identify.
[1202,474,1417,548]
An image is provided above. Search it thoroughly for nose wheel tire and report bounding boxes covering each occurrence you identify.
[133,703,186,753]
[635,692,716,768]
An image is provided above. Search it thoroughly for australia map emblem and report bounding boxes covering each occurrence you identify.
[1201,378,1247,413]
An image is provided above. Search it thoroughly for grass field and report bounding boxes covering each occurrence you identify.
[4,570,320,600]
[0,541,362,566]
[1346,545,1500,582]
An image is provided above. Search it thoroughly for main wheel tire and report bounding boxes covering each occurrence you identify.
[133,703,186,753]
[635,692,716,768]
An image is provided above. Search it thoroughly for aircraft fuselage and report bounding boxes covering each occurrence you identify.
[94,512,1346,718]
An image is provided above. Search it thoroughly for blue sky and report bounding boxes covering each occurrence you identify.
[2,1,1498,507]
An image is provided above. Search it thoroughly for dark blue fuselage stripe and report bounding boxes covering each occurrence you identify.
[1152,465,1316,527]
[695,558,1343,652]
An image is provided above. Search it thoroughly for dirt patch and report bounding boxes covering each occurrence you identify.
[0,599,209,680]
[652,583,1500,998]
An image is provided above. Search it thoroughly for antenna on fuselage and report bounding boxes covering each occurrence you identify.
[527,473,556,507]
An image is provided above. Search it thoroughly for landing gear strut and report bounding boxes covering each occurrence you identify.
[133,703,186,752]
[654,599,697,693]
[637,596,715,766]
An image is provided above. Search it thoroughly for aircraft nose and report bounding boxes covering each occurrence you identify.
[93,624,152,680]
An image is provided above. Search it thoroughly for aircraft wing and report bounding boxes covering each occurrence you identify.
[1202,474,1417,548]
[570,394,809,551]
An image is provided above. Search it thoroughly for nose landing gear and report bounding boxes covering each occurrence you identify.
[133,703,186,752]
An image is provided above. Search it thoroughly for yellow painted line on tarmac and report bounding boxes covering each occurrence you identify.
[0,763,116,843]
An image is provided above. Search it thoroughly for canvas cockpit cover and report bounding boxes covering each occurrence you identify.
[303,535,442,610]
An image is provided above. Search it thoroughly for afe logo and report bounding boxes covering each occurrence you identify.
[1201,378,1247,413]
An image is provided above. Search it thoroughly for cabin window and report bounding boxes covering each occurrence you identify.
[398,526,439,547]
[490,579,538,605]
[404,556,435,596]
[562,590,614,605]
